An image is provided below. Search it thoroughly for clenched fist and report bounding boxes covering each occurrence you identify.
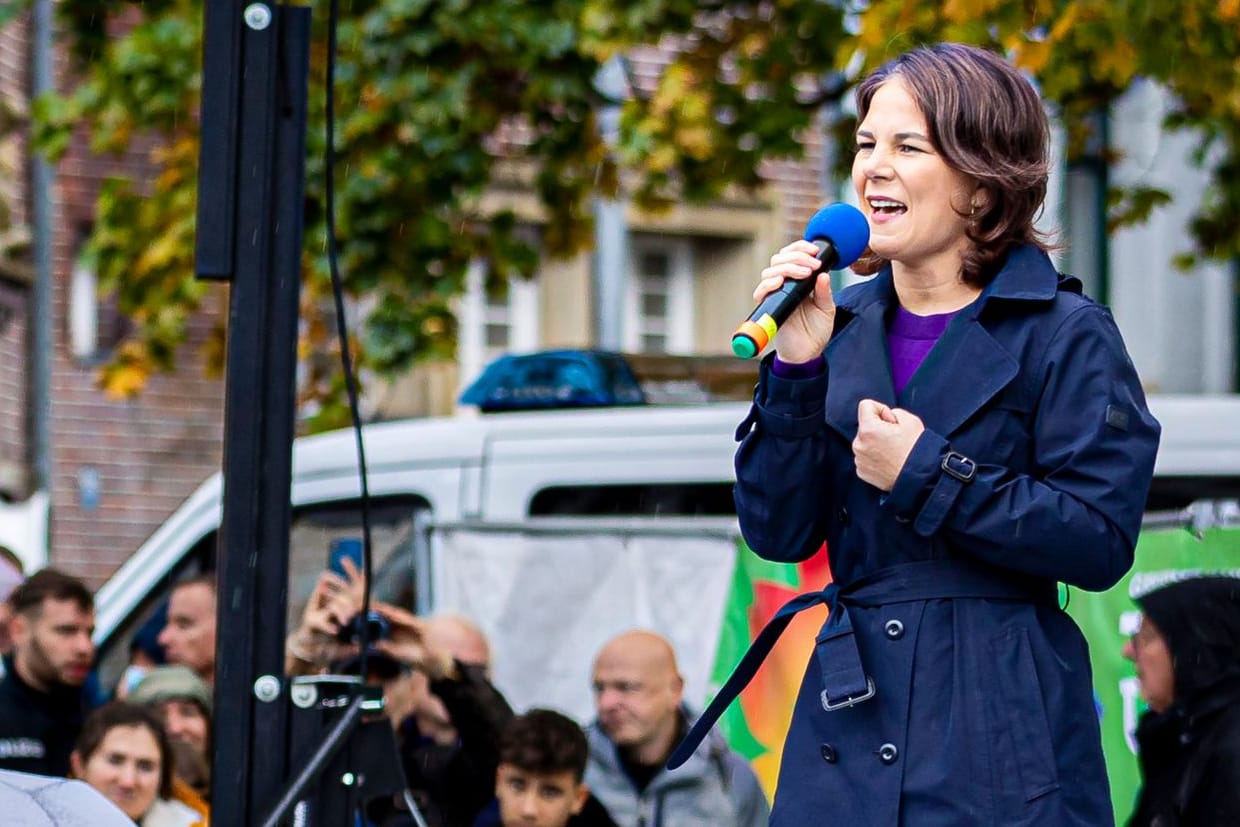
[852,399,924,491]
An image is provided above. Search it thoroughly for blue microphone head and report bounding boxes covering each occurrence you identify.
[803,202,870,269]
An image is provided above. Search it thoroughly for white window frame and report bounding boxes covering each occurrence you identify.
[458,259,540,386]
[68,257,99,361]
[624,236,694,354]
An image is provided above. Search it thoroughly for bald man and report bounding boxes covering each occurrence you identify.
[585,631,768,827]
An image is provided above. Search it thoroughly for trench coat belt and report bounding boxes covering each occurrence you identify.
[667,558,1057,770]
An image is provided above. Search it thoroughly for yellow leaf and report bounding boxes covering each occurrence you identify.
[1097,39,1137,85]
[134,232,182,276]
[739,32,767,59]
[647,144,677,174]
[99,355,151,399]
[1049,5,1081,41]
[676,125,714,160]
[1012,40,1052,74]
[943,0,1002,24]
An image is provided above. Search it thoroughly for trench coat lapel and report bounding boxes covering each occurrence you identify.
[823,246,1062,442]
[824,285,896,442]
[897,316,1019,437]
[898,244,1063,436]
[825,294,1018,442]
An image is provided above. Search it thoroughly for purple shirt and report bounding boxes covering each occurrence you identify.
[888,306,957,395]
[770,353,826,379]
[770,306,959,392]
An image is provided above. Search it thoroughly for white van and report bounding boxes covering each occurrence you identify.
[92,391,1240,718]
[93,399,745,692]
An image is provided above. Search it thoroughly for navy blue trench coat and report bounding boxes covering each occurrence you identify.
[731,245,1160,826]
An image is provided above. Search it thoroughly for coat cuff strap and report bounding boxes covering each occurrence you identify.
[738,353,828,440]
[912,449,977,537]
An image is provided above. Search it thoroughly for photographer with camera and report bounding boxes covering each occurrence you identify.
[284,556,369,676]
[284,563,514,827]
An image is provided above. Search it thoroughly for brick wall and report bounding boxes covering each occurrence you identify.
[0,19,31,498]
[0,279,27,486]
[49,301,226,587]
[0,15,228,587]
[49,113,227,585]
[0,16,28,233]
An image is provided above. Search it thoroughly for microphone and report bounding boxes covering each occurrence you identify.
[730,203,870,359]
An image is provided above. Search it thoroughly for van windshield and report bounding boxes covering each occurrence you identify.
[288,498,427,626]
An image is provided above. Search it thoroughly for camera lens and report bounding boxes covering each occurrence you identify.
[364,612,389,641]
[337,611,389,643]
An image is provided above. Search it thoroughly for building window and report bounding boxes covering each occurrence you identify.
[626,236,693,354]
[67,230,130,364]
[458,259,540,386]
[67,257,98,361]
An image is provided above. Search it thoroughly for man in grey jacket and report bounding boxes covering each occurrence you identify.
[584,630,768,827]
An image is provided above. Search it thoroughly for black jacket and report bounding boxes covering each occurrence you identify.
[1128,577,1240,826]
[381,664,619,827]
[369,661,515,827]
[0,657,88,777]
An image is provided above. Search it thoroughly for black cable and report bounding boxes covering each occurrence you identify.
[323,0,375,680]
[320,13,433,824]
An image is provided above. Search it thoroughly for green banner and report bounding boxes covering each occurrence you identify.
[1066,525,1240,825]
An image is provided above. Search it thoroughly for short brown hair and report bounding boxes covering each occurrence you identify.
[8,567,93,617]
[73,701,175,800]
[171,573,216,597]
[852,42,1052,286]
[498,709,588,782]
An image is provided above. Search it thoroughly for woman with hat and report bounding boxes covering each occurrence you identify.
[130,666,213,803]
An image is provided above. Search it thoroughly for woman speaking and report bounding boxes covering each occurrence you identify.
[722,42,1159,826]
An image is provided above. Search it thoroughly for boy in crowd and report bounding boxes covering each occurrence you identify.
[475,708,616,827]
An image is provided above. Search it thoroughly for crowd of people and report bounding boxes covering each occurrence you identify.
[0,549,1236,826]
[0,551,773,827]
[281,560,769,827]
[0,564,212,826]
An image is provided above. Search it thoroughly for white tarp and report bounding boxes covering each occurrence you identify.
[431,526,738,723]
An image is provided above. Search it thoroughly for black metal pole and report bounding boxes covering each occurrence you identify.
[194,0,242,280]
[197,3,311,824]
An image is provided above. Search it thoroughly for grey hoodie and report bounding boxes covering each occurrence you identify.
[584,712,769,827]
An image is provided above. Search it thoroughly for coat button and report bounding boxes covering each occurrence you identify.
[819,743,838,764]
[877,743,898,765]
[837,506,850,526]
[884,619,904,640]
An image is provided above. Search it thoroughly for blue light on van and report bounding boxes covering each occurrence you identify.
[459,350,647,413]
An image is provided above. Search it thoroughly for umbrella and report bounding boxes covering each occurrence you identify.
[0,770,134,826]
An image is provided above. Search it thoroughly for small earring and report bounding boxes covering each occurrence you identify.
[970,203,978,217]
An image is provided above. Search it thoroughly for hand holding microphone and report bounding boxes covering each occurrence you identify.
[748,240,838,363]
[732,203,870,360]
